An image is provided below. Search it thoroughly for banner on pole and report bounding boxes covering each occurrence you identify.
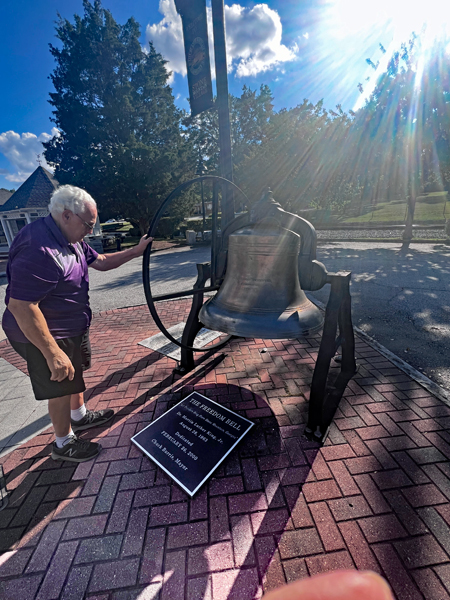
[175,0,214,117]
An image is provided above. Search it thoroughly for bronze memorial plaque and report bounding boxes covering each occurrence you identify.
[131,391,254,496]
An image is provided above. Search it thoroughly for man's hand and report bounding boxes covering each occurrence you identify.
[90,236,153,271]
[8,298,76,382]
[48,348,75,382]
[133,235,153,257]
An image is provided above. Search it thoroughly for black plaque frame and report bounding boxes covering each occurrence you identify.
[131,391,254,496]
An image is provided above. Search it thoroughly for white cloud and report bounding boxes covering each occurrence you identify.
[225,3,297,77]
[146,0,185,77]
[146,0,298,80]
[0,128,59,183]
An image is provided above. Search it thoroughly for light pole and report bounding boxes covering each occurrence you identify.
[196,159,206,238]
[211,0,234,229]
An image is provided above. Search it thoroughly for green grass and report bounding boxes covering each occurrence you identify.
[100,193,450,232]
[115,236,140,249]
[100,221,133,232]
[302,192,450,226]
[343,192,449,225]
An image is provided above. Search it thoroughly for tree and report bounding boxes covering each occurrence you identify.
[237,100,326,206]
[184,84,275,179]
[352,33,450,201]
[230,84,274,178]
[236,98,360,215]
[44,0,195,234]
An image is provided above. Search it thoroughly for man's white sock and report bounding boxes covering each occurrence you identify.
[71,404,87,422]
[55,430,76,448]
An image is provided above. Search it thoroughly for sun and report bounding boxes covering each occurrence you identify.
[326,0,450,109]
[332,0,450,41]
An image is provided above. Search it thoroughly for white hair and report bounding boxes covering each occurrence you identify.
[48,185,97,217]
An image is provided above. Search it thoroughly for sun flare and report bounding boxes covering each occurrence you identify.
[328,0,450,109]
[332,0,450,40]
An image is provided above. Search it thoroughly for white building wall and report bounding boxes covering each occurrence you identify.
[0,209,50,250]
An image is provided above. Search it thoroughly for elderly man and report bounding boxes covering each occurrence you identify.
[2,185,152,463]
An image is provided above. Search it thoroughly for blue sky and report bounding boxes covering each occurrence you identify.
[0,0,434,190]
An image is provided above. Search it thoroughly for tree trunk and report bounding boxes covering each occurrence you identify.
[402,194,416,242]
[138,217,150,237]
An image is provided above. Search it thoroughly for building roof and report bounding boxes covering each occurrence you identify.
[0,166,58,212]
[0,189,13,206]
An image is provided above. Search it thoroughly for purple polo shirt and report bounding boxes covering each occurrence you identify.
[2,214,99,343]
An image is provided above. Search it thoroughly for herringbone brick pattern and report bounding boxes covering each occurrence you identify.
[1,301,450,599]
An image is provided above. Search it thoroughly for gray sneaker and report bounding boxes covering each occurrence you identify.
[71,408,115,432]
[51,436,101,463]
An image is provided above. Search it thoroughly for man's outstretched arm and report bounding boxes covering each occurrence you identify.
[89,235,153,272]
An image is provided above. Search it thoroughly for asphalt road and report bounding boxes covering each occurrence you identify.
[87,245,210,314]
[0,245,206,339]
[312,241,450,392]
[1,241,449,391]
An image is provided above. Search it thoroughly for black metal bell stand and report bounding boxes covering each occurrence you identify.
[0,465,8,511]
[142,178,356,443]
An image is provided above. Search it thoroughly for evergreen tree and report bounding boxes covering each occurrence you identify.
[44,0,195,233]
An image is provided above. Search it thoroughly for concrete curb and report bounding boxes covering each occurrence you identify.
[317,238,447,244]
[0,418,52,460]
[353,325,450,405]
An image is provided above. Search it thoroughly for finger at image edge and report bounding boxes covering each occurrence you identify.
[262,570,394,600]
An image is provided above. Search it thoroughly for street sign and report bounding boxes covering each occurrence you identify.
[175,0,214,117]
[131,391,254,496]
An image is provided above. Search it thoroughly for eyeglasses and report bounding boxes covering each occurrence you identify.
[74,213,96,232]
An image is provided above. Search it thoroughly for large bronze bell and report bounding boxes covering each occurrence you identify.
[199,218,324,339]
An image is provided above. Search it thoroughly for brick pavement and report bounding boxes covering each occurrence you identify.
[1,300,450,599]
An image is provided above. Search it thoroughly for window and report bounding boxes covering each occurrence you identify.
[0,222,7,245]
[8,219,27,236]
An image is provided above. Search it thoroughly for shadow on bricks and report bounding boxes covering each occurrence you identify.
[4,301,450,598]
[0,373,320,599]
[136,383,320,600]
[0,351,226,550]
[204,389,320,600]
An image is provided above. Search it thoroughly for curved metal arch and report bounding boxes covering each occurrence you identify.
[142,176,249,352]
